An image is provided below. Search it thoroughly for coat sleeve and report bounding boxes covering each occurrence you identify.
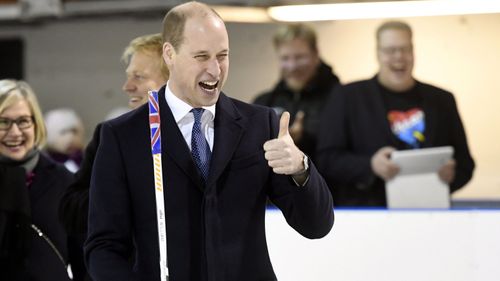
[84,122,138,281]
[59,123,101,235]
[444,94,475,191]
[266,110,334,239]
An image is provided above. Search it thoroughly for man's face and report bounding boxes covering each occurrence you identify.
[277,38,320,92]
[164,15,229,108]
[377,28,415,92]
[122,51,166,109]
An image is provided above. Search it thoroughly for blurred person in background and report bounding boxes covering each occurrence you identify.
[253,23,340,160]
[0,79,83,281]
[122,34,169,109]
[316,21,475,207]
[44,108,85,173]
[58,33,169,280]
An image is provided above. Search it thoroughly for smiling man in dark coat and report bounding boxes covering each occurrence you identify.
[84,2,334,281]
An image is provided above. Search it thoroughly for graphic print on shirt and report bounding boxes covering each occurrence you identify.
[387,108,425,148]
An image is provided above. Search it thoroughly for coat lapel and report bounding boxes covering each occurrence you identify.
[156,89,244,190]
[368,77,399,146]
[29,155,54,205]
[206,93,244,189]
[157,88,205,190]
[420,85,438,147]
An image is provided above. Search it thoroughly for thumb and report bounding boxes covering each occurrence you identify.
[278,111,290,138]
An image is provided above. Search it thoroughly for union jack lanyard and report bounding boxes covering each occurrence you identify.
[148,90,169,281]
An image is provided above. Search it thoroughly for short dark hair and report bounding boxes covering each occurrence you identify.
[376,20,413,45]
[162,1,223,52]
[273,23,318,53]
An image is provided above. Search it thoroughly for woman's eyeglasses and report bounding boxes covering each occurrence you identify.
[0,116,34,131]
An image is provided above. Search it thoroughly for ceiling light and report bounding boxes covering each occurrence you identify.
[268,0,500,22]
[212,6,271,23]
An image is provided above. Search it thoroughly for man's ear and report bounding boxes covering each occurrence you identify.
[163,42,175,65]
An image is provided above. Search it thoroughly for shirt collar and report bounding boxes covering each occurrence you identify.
[164,81,216,123]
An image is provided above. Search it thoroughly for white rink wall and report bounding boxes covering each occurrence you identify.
[266,209,500,281]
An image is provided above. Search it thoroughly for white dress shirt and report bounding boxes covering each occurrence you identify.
[164,82,215,151]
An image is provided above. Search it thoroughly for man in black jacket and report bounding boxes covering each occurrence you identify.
[316,21,475,207]
[60,33,169,235]
[254,23,340,159]
[84,2,333,280]
[59,34,169,280]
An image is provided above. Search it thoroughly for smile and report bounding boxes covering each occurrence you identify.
[2,140,25,148]
[129,96,143,102]
[390,65,407,74]
[199,81,218,91]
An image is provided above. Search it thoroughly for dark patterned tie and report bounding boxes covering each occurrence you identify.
[191,108,211,182]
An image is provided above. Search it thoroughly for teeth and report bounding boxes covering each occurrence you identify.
[3,141,23,147]
[200,81,218,90]
[202,81,217,86]
[199,81,219,92]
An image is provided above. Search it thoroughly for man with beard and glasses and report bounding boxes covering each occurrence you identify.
[316,20,475,207]
[254,23,340,160]
[84,2,334,280]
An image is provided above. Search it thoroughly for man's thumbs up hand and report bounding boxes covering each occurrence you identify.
[278,110,291,138]
[263,112,306,175]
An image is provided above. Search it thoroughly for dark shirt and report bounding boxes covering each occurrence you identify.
[379,83,425,149]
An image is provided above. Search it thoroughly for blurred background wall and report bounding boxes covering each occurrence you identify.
[0,12,499,200]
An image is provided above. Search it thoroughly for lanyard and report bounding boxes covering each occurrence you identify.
[148,90,169,281]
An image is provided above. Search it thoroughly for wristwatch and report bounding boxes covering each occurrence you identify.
[302,154,309,172]
[292,154,310,187]
[295,154,309,175]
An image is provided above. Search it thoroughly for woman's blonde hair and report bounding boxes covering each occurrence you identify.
[0,79,47,147]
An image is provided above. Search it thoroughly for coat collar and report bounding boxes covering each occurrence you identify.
[206,93,244,189]
[368,77,399,146]
[29,154,59,203]
[157,86,244,191]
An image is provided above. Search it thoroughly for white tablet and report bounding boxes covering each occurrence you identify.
[386,146,454,209]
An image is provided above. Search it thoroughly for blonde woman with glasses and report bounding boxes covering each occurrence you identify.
[0,79,82,281]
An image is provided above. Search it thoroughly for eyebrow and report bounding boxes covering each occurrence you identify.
[126,69,145,75]
[191,49,230,55]
[0,115,32,119]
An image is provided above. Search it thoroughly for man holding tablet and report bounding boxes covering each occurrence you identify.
[316,21,475,207]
